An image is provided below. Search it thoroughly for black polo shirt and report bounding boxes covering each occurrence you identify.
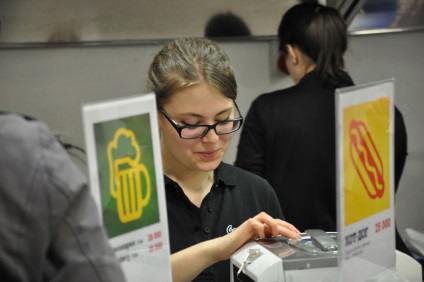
[165,162,284,282]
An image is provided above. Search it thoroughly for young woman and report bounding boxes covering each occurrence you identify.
[236,2,355,234]
[147,37,300,281]
[235,2,407,239]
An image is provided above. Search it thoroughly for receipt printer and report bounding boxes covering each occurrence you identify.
[230,229,339,282]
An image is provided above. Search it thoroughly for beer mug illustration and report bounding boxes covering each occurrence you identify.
[107,128,151,223]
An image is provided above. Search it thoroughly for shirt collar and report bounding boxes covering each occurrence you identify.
[214,162,237,188]
[298,69,353,87]
[298,69,317,84]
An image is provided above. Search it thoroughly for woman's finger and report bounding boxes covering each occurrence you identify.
[275,218,301,234]
[251,212,301,239]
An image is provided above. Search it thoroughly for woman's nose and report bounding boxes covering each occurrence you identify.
[201,128,220,142]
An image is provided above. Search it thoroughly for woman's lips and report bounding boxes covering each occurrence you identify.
[198,150,219,159]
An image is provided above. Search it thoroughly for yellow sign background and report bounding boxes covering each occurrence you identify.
[343,97,391,226]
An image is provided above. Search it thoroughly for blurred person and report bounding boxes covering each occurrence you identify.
[0,112,126,282]
[205,12,251,38]
[147,37,300,281]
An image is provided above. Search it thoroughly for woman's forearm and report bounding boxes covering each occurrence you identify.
[171,238,220,282]
[170,213,300,281]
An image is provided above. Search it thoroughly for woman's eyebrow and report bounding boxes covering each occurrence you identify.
[178,107,233,118]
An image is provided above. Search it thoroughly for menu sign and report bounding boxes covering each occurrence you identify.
[82,93,172,282]
[336,79,396,281]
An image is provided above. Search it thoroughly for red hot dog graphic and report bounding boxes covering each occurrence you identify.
[349,119,385,199]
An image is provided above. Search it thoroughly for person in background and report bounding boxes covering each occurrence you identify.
[235,1,408,253]
[0,112,126,282]
[204,12,251,38]
[147,37,300,282]
[235,2,354,232]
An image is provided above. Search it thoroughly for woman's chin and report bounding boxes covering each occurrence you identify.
[195,159,222,172]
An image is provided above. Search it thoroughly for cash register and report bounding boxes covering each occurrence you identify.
[230,229,339,282]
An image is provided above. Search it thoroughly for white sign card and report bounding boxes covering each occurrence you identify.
[82,93,172,282]
[336,79,396,281]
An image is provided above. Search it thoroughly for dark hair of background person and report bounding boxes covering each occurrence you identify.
[278,2,348,87]
[205,12,251,38]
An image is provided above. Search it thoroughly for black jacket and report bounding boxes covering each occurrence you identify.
[235,71,407,233]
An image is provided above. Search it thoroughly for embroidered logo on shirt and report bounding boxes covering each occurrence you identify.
[226,225,237,234]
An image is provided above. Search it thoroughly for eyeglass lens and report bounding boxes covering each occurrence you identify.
[180,120,241,138]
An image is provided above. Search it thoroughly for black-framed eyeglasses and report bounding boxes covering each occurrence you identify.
[160,103,244,139]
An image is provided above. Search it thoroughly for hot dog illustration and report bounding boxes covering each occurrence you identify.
[349,119,384,199]
[107,128,151,223]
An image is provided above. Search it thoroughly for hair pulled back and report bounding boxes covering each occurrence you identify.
[278,3,348,86]
[147,37,237,109]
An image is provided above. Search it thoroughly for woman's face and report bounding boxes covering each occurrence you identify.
[159,82,236,175]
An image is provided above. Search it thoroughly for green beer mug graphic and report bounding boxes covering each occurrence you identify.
[107,128,151,223]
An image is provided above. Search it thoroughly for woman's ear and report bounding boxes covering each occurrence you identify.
[286,44,298,65]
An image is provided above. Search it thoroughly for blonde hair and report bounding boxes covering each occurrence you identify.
[147,37,237,108]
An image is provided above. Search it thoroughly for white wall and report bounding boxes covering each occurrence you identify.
[344,31,424,243]
[1,30,423,243]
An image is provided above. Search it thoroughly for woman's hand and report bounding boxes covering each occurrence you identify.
[171,212,300,282]
[212,212,300,262]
